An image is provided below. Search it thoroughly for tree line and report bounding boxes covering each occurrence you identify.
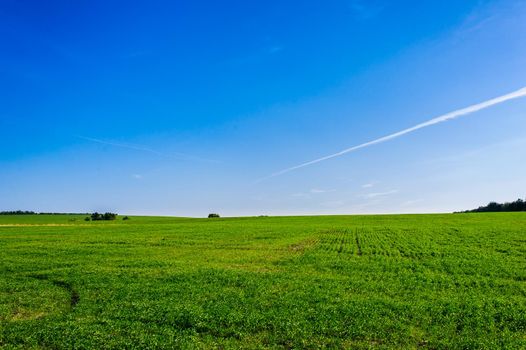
[86,212,119,221]
[459,198,526,213]
[0,211,88,215]
[0,211,126,220]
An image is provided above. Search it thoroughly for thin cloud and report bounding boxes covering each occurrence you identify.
[76,135,220,163]
[362,183,374,188]
[291,188,335,197]
[364,190,399,199]
[263,86,526,180]
[321,200,345,207]
[310,188,335,194]
[348,0,383,19]
[423,137,526,165]
[402,199,424,206]
[268,46,283,54]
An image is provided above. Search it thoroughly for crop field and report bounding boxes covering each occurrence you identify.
[0,213,525,349]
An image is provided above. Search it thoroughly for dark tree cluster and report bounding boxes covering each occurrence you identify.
[1,211,88,215]
[87,212,118,221]
[40,212,88,215]
[0,210,36,215]
[208,213,220,218]
[459,198,526,213]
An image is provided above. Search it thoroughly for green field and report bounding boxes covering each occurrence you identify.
[1,213,525,349]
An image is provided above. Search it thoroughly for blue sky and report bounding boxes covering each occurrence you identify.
[1,0,526,216]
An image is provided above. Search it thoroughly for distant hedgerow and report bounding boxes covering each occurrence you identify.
[90,212,118,221]
[0,211,36,215]
[459,198,526,213]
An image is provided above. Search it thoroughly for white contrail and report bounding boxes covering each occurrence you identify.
[77,135,165,155]
[76,135,220,163]
[265,86,526,179]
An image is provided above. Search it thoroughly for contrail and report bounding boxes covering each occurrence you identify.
[264,86,526,179]
[76,135,220,163]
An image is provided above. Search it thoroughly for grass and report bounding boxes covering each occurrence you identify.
[0,213,525,349]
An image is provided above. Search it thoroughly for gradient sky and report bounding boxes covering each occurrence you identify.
[1,0,526,216]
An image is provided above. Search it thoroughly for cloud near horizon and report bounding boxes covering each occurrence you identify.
[364,190,399,199]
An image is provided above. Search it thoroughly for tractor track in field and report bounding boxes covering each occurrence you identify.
[28,274,80,309]
[355,233,363,256]
[289,237,319,255]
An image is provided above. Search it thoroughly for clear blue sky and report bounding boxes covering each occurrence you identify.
[1,0,525,216]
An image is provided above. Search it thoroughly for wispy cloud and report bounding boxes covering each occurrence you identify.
[364,189,398,199]
[291,192,310,198]
[361,183,374,188]
[263,86,526,180]
[268,46,283,54]
[76,135,220,163]
[132,174,143,180]
[291,188,335,197]
[310,188,334,194]
[348,0,383,19]
[401,199,423,206]
[321,200,345,207]
[422,137,526,166]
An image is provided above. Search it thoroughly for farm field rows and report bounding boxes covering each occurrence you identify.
[0,213,525,349]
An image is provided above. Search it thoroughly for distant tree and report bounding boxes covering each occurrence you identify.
[84,217,91,222]
[102,212,117,220]
[0,211,91,216]
[208,213,220,218]
[0,210,36,215]
[460,198,526,213]
[90,212,117,221]
[486,202,502,212]
[122,216,130,220]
